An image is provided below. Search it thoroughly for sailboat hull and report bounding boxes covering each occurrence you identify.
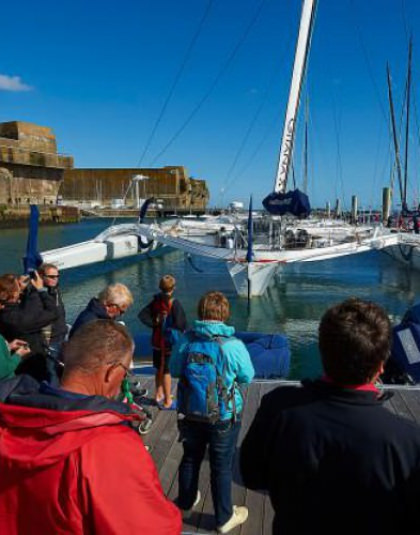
[383,235,420,270]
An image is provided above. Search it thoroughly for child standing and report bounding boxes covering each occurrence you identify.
[138,275,186,408]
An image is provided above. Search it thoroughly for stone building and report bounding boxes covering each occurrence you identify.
[62,166,209,212]
[0,121,74,205]
[0,120,209,213]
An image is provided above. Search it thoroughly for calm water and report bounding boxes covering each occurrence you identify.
[1,218,419,379]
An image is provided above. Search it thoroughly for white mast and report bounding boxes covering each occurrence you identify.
[274,0,316,193]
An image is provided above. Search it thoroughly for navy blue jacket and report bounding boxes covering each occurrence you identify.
[69,298,109,338]
[240,379,420,534]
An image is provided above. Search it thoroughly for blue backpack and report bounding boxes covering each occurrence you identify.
[177,333,237,424]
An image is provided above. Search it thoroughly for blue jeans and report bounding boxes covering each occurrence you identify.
[177,418,241,527]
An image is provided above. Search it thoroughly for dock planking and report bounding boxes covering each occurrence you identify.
[135,377,420,535]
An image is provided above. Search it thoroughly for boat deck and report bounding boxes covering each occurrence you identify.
[137,377,420,535]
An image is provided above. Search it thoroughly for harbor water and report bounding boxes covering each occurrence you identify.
[1,218,419,379]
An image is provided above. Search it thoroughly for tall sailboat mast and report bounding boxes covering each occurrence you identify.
[274,0,317,194]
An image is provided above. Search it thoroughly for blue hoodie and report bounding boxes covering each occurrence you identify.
[170,320,255,420]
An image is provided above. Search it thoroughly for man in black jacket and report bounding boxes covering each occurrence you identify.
[38,264,67,350]
[38,263,67,382]
[240,298,420,535]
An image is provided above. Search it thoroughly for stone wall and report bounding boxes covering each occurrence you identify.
[0,121,73,205]
[62,165,209,211]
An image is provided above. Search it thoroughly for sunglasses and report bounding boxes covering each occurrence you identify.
[108,303,126,315]
[44,274,59,279]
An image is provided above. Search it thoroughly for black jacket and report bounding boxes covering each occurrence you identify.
[240,379,420,534]
[45,286,67,345]
[69,298,109,338]
[0,289,58,357]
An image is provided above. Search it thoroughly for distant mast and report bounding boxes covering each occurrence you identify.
[274,0,316,194]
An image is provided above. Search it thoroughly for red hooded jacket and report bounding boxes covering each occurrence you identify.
[0,387,181,534]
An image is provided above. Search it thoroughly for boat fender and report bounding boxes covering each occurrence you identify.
[387,307,420,383]
[138,235,154,250]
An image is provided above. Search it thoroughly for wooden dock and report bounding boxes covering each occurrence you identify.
[136,377,420,535]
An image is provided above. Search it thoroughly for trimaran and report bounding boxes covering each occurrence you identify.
[41,0,402,297]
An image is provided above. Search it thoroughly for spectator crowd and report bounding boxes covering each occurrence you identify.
[0,266,420,534]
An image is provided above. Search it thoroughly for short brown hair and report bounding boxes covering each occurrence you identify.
[159,274,176,293]
[197,291,230,322]
[62,320,134,376]
[319,298,391,385]
[0,274,18,302]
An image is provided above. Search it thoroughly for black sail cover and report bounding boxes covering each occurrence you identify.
[262,189,311,218]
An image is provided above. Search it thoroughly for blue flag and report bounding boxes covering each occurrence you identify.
[23,205,43,273]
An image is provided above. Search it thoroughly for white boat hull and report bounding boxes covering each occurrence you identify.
[137,223,400,296]
[227,261,279,297]
[382,234,420,270]
[41,223,164,270]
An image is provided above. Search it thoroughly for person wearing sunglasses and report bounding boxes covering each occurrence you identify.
[0,319,182,534]
[37,264,67,382]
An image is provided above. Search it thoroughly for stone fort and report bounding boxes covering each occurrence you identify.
[0,121,209,212]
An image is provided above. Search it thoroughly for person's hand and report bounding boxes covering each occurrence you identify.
[30,271,44,290]
[18,275,30,291]
[8,339,31,357]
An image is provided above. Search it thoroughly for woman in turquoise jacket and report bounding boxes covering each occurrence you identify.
[170,291,254,534]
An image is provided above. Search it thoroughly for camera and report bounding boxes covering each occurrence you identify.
[29,270,37,280]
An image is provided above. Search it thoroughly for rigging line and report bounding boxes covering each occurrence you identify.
[348,0,388,126]
[222,3,296,195]
[136,0,214,167]
[224,108,283,194]
[149,0,268,166]
[222,61,281,194]
[331,89,345,209]
[222,83,272,192]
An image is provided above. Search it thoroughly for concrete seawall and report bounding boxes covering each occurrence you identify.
[0,205,80,228]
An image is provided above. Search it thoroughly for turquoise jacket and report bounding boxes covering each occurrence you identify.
[170,320,255,419]
[0,336,20,381]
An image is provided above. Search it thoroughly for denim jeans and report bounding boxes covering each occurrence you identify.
[177,418,241,527]
[46,342,63,386]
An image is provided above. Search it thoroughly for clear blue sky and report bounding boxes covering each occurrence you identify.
[1,0,419,209]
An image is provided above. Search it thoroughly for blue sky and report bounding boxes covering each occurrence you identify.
[2,0,420,209]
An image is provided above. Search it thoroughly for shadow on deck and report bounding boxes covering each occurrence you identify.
[136,377,420,535]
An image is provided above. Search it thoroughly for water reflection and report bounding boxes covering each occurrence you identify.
[0,220,419,379]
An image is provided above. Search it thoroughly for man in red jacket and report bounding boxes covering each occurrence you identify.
[0,319,181,535]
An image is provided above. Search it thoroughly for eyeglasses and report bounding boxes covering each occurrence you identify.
[44,274,59,279]
[106,361,132,380]
[108,303,126,315]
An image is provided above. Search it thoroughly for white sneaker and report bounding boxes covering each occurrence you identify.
[217,505,248,534]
